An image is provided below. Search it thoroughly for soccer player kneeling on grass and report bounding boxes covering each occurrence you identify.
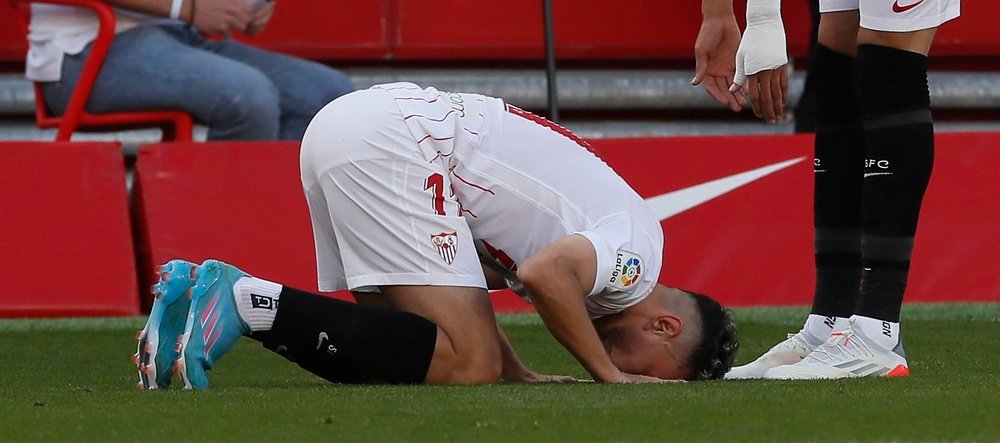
[133,83,738,389]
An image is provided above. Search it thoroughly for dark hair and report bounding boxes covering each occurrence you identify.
[682,290,738,381]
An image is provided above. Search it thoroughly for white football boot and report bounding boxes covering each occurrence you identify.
[763,316,910,380]
[724,328,826,379]
[725,314,845,379]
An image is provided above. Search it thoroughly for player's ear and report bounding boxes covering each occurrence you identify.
[650,315,683,338]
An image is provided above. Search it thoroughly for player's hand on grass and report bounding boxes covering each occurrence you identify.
[190,0,255,37]
[617,372,682,384]
[598,369,682,384]
[728,0,789,123]
[506,370,586,383]
[692,3,746,112]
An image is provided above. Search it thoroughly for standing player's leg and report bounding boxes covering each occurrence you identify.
[808,11,864,339]
[765,0,958,380]
[727,9,864,379]
[845,24,938,374]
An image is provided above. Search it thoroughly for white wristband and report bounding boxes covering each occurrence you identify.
[169,0,183,20]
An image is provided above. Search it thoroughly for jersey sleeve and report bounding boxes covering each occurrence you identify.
[575,211,661,318]
[574,211,646,296]
[574,230,621,297]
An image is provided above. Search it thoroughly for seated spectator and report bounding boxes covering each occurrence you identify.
[26,0,355,140]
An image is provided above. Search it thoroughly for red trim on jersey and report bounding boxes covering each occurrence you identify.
[394,97,440,104]
[457,201,478,218]
[450,167,495,195]
[417,134,454,144]
[404,109,456,122]
[505,104,596,153]
[429,147,457,163]
[482,240,518,271]
[381,85,422,91]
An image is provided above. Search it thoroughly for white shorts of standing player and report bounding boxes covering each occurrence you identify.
[819,0,959,32]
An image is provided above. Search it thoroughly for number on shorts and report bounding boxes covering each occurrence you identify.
[424,173,446,216]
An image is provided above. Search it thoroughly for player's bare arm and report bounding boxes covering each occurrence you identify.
[482,260,581,383]
[693,0,746,112]
[517,235,665,384]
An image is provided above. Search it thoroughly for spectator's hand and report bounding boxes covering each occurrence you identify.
[729,0,789,123]
[191,0,255,37]
[693,13,746,112]
[245,1,275,36]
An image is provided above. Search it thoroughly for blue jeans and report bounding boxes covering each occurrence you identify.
[42,23,355,140]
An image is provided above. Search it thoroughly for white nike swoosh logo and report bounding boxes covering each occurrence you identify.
[645,157,806,220]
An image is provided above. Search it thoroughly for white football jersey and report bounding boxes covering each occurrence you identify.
[374,83,664,318]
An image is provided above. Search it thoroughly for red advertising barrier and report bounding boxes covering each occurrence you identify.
[0,142,139,317]
[0,1,995,63]
[132,134,997,313]
[593,133,1000,306]
[132,142,323,310]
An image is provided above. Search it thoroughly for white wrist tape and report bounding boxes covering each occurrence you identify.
[733,0,788,87]
[169,0,183,20]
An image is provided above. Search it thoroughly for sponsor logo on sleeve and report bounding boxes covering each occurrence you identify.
[608,250,643,291]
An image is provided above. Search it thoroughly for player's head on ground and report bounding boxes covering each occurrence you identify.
[594,285,738,381]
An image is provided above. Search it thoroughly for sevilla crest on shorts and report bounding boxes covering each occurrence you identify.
[430,231,459,265]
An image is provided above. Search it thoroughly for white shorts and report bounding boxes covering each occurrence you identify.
[819,0,960,32]
[299,89,487,293]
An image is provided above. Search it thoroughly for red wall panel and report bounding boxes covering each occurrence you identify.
[0,1,29,62]
[0,142,139,317]
[234,0,391,60]
[933,1,1000,56]
[393,0,813,60]
[133,142,321,303]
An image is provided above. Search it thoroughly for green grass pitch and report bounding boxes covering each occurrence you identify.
[1,303,997,442]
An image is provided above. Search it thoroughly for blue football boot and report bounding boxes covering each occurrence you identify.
[177,259,251,390]
[134,259,197,389]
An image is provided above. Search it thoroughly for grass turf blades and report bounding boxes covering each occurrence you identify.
[0,303,997,442]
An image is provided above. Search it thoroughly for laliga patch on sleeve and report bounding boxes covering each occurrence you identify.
[607,249,643,291]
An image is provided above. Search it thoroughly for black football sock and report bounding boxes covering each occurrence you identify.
[249,286,438,384]
[854,44,934,323]
[809,44,864,321]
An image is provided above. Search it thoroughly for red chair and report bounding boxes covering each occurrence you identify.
[13,0,193,142]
